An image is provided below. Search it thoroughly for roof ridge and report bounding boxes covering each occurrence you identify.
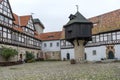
[89,9,120,19]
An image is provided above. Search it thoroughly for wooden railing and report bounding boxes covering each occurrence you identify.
[86,40,120,47]
[0,38,41,49]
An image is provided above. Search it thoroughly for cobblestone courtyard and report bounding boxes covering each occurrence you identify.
[0,61,120,80]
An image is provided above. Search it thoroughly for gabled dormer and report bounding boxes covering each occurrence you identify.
[0,0,14,27]
[20,15,35,36]
[27,17,35,30]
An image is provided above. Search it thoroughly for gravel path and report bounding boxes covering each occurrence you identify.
[0,61,120,80]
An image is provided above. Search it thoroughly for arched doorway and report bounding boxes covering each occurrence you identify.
[37,53,39,58]
[66,53,70,60]
[108,51,114,59]
[20,54,22,60]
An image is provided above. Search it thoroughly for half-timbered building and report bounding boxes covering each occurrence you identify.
[1,0,120,62]
[85,9,120,61]
[0,0,42,62]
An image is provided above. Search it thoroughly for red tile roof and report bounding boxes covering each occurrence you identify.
[13,13,41,40]
[13,13,19,25]
[40,31,62,41]
[13,13,31,27]
[0,0,3,2]
[20,15,31,26]
[89,9,120,34]
[60,28,65,39]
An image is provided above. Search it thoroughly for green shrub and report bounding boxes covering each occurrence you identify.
[0,46,18,61]
[25,51,35,62]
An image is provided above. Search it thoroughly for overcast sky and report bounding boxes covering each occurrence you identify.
[9,0,120,32]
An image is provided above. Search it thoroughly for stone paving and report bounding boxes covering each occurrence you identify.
[0,61,120,80]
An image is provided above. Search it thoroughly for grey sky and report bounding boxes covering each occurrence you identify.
[9,0,120,32]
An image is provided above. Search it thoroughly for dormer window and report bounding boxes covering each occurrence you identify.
[93,23,98,26]
[48,36,54,38]
[27,19,34,30]
[69,14,76,20]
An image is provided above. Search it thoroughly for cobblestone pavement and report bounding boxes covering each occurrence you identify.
[0,61,120,80]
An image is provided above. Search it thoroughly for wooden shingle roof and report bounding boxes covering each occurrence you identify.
[65,11,91,27]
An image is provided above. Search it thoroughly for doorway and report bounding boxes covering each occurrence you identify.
[66,53,70,60]
[85,53,87,60]
[20,54,23,60]
[108,51,114,59]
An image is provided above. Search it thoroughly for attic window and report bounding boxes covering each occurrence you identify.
[68,30,72,33]
[48,36,54,38]
[69,14,76,20]
[93,23,98,26]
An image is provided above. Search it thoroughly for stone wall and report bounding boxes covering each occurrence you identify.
[0,44,41,62]
[44,51,61,60]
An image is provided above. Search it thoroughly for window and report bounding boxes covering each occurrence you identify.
[3,28,7,31]
[27,19,34,30]
[8,30,11,39]
[66,41,70,46]
[0,26,2,38]
[3,28,7,38]
[96,35,99,42]
[22,37,24,43]
[57,42,59,47]
[61,41,64,46]
[63,40,66,46]
[44,43,47,47]
[112,32,116,40]
[100,34,104,42]
[107,33,112,41]
[92,36,96,43]
[15,33,19,41]
[117,31,120,39]
[19,34,22,42]
[93,50,96,56]
[104,34,107,41]
[68,30,72,37]
[3,32,7,38]
[0,26,2,30]
[9,20,12,25]
[50,43,52,47]
[0,15,3,21]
